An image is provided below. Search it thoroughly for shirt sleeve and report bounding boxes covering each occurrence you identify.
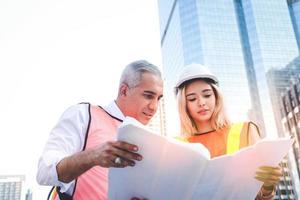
[36,103,90,193]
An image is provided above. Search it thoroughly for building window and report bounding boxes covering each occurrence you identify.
[283,96,291,113]
[289,90,296,109]
[283,121,289,132]
[296,83,300,104]
[296,110,300,121]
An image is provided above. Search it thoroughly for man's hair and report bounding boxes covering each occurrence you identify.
[177,80,230,137]
[119,60,162,88]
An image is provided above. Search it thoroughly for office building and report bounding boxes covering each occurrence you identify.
[158,0,299,198]
[0,175,25,200]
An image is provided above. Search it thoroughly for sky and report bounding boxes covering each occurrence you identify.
[0,0,162,199]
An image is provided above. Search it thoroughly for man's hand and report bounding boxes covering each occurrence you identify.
[93,141,143,168]
[57,140,142,183]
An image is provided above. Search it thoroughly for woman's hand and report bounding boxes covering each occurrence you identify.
[255,165,282,191]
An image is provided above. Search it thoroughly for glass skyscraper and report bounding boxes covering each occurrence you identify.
[288,0,300,50]
[158,0,299,199]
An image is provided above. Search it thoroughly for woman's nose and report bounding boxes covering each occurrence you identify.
[197,98,205,106]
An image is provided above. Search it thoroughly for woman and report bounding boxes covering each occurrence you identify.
[174,63,282,199]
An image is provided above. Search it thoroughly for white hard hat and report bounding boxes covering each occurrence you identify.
[174,63,218,95]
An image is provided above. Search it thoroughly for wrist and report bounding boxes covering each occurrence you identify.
[89,148,100,166]
[260,184,275,198]
[262,184,274,192]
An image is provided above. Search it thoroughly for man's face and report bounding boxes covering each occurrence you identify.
[123,72,163,125]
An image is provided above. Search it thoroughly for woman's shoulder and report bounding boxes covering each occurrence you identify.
[229,121,259,132]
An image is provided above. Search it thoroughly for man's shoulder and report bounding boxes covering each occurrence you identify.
[59,103,91,121]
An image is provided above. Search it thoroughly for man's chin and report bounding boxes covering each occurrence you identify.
[139,118,150,125]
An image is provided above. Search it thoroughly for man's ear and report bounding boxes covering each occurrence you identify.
[119,83,128,97]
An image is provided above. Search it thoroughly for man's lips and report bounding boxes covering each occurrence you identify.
[143,112,153,117]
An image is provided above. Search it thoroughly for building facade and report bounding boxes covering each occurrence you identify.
[148,97,167,136]
[267,56,300,199]
[281,75,300,198]
[158,0,299,198]
[0,175,25,200]
[267,56,300,137]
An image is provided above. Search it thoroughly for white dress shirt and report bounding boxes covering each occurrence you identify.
[36,101,125,195]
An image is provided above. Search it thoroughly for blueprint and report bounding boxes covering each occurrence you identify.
[108,117,293,200]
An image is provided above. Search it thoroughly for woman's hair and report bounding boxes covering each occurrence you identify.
[177,79,230,137]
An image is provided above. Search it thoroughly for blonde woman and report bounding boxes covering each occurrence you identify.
[175,63,282,200]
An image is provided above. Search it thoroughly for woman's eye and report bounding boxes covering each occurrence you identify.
[204,94,211,98]
[187,98,196,102]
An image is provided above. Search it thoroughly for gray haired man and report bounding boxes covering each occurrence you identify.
[37,60,163,200]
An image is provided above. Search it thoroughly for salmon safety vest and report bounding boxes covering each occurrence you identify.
[48,103,123,200]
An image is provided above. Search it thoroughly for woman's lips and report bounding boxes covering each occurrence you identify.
[198,110,209,115]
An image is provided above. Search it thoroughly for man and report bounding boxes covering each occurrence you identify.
[37,60,163,200]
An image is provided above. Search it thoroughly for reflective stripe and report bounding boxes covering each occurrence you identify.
[48,187,57,200]
[226,123,244,155]
[174,136,188,142]
[51,190,57,200]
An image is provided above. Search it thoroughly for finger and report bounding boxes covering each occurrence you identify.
[111,145,143,162]
[131,197,148,200]
[259,166,281,172]
[113,156,136,167]
[255,171,281,181]
[256,169,282,177]
[254,176,280,186]
[109,156,132,168]
[117,156,136,167]
[254,174,280,183]
[112,141,139,152]
[254,172,281,182]
[257,166,282,175]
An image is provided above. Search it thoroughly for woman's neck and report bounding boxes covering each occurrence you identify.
[196,121,214,134]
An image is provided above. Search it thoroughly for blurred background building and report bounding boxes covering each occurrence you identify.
[157,0,300,199]
[0,175,25,200]
[280,71,300,198]
[25,189,32,200]
[148,97,167,136]
[267,56,300,198]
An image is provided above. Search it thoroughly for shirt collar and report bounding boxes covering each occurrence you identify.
[103,100,125,121]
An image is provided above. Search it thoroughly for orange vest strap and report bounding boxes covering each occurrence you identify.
[47,186,58,200]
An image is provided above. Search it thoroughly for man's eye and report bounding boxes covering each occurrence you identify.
[204,94,211,98]
[144,94,154,99]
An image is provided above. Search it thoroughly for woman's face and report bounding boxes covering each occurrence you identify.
[185,79,216,124]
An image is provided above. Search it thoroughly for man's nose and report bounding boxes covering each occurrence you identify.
[148,99,158,111]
